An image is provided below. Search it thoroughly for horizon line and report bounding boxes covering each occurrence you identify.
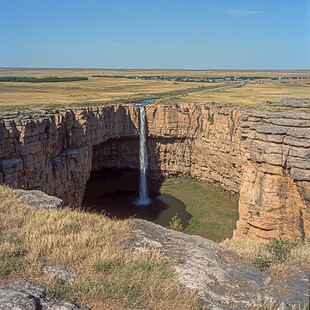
[0,67,310,72]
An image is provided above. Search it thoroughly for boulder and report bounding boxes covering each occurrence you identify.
[15,189,64,209]
[132,219,273,309]
[0,280,87,310]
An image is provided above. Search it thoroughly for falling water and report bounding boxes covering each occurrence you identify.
[135,103,151,206]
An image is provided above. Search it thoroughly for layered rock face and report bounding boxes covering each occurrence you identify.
[234,111,310,240]
[0,103,309,240]
[0,105,139,205]
[93,104,244,192]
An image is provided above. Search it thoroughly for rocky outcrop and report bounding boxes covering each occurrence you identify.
[0,189,307,310]
[15,189,64,209]
[0,102,309,240]
[132,219,309,309]
[133,219,273,309]
[0,280,86,310]
[42,264,77,284]
[234,110,310,240]
[0,105,139,206]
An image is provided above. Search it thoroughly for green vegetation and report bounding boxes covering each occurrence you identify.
[0,252,21,278]
[252,238,298,270]
[161,178,239,242]
[222,237,309,279]
[0,76,88,83]
[168,214,183,231]
[46,257,177,309]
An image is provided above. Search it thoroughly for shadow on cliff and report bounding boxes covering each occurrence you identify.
[81,106,173,222]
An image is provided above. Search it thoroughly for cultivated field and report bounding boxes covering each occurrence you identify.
[165,82,310,108]
[0,69,309,110]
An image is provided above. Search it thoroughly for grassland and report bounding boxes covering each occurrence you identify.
[166,82,310,109]
[0,185,199,309]
[0,69,308,110]
[160,178,239,242]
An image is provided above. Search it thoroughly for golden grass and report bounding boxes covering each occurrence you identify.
[0,69,309,109]
[164,82,310,108]
[0,69,214,108]
[221,239,267,260]
[221,238,310,279]
[0,185,199,309]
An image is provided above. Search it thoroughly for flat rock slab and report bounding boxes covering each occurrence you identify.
[15,189,64,209]
[272,272,309,305]
[43,263,77,284]
[0,280,86,310]
[132,219,274,309]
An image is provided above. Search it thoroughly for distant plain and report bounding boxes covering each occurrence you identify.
[0,69,309,109]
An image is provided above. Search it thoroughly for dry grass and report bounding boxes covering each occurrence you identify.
[163,82,310,108]
[221,239,267,261]
[0,69,309,110]
[221,238,310,278]
[0,185,199,309]
[0,69,214,109]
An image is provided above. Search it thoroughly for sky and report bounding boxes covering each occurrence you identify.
[0,0,309,69]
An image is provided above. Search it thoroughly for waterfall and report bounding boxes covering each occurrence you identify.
[135,104,151,206]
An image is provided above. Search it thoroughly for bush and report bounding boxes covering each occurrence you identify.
[266,238,297,263]
[252,237,298,270]
[168,214,183,231]
[252,255,273,270]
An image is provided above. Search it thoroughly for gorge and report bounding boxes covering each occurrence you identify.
[0,102,309,240]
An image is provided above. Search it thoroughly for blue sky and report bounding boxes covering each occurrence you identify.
[0,0,309,69]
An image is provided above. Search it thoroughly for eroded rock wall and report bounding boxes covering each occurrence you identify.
[91,104,243,191]
[234,111,310,240]
[0,105,139,205]
[0,103,309,240]
[146,104,244,192]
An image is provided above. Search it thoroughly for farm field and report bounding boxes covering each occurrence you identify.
[163,82,310,108]
[0,69,309,109]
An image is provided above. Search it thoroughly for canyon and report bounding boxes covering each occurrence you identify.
[0,102,309,240]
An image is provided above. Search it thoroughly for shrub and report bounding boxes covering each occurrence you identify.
[168,214,183,231]
[266,238,297,263]
[252,237,298,270]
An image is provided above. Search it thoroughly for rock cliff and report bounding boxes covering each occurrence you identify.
[235,110,310,240]
[0,102,309,240]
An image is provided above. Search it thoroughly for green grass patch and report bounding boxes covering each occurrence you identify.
[252,238,299,271]
[0,76,88,83]
[0,252,22,278]
[160,178,239,242]
[47,257,176,309]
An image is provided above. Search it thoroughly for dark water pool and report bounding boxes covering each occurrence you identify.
[82,169,192,228]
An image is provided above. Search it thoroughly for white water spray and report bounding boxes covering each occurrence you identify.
[135,104,151,206]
